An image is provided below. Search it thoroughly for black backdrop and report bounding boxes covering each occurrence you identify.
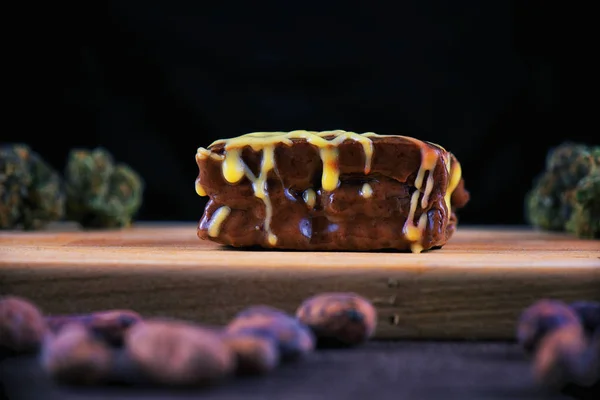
[5,1,597,225]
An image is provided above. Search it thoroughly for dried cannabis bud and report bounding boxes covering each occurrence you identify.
[565,172,600,239]
[525,142,600,238]
[65,147,144,228]
[0,144,65,230]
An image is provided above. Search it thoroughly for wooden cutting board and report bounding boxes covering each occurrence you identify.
[1,223,599,340]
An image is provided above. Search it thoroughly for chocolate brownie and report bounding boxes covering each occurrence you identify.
[194,130,469,252]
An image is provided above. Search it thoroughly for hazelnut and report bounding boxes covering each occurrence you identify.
[517,299,581,353]
[222,333,280,375]
[227,306,315,361]
[41,323,114,385]
[296,292,377,347]
[0,296,47,353]
[125,320,235,386]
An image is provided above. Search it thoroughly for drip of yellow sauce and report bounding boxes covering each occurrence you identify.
[207,206,231,237]
[222,148,246,184]
[444,156,462,214]
[195,130,462,252]
[267,233,277,246]
[302,188,316,209]
[252,146,277,245]
[421,172,435,209]
[320,146,340,191]
[195,178,207,197]
[402,145,440,253]
[360,183,373,198]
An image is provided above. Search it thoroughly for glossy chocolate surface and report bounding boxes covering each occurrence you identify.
[195,131,469,252]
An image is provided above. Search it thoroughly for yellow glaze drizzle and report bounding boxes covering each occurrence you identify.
[207,206,231,237]
[222,148,246,184]
[401,144,440,253]
[302,188,316,209]
[360,183,373,198]
[320,146,340,191]
[444,157,462,214]
[363,130,453,251]
[206,130,373,246]
[195,178,207,197]
[196,130,462,252]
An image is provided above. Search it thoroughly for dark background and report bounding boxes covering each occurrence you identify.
[5,1,597,225]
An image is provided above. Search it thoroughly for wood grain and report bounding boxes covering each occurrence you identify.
[1,223,599,340]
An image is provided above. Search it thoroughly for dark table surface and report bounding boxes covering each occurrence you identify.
[1,341,596,400]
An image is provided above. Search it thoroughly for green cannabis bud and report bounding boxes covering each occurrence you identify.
[0,144,65,230]
[65,147,144,229]
[565,173,600,238]
[525,142,600,238]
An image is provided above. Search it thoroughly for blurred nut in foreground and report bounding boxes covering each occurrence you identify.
[0,296,47,353]
[227,306,315,360]
[125,320,235,386]
[46,309,141,346]
[296,292,377,346]
[222,333,280,375]
[41,324,114,385]
[517,299,581,353]
[533,324,598,389]
[570,301,600,336]
[234,305,291,319]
